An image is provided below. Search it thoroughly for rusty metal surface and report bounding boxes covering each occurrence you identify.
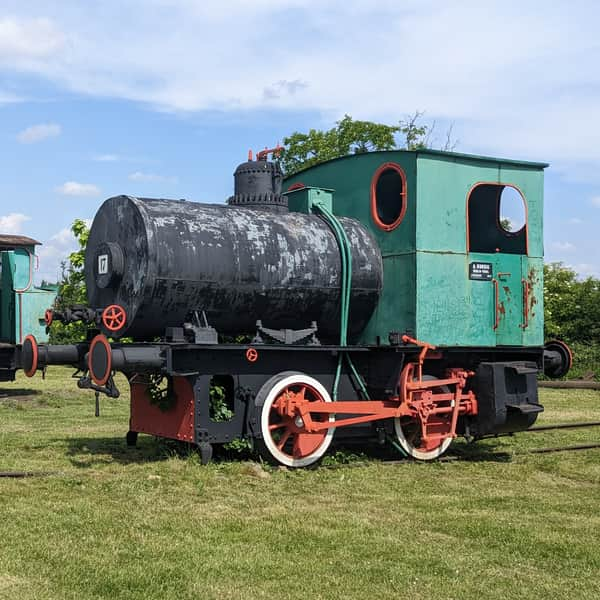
[86,196,383,340]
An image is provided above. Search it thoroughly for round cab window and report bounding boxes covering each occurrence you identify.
[498,186,526,233]
[371,163,407,231]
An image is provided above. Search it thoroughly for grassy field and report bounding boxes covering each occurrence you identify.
[1,368,599,600]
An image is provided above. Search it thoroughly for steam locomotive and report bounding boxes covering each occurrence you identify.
[20,147,571,467]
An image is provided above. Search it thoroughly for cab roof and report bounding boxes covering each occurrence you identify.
[287,148,549,176]
[0,234,41,247]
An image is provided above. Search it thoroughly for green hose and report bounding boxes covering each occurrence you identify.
[311,202,369,401]
[312,202,409,458]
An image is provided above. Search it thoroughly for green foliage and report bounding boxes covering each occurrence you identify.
[208,381,252,452]
[563,342,600,381]
[223,437,253,454]
[398,110,431,151]
[218,334,252,344]
[60,218,89,304]
[48,321,88,345]
[48,219,91,344]
[321,449,368,466]
[209,382,233,422]
[543,263,600,379]
[544,263,600,344]
[280,114,398,175]
[147,375,175,411]
[280,112,455,175]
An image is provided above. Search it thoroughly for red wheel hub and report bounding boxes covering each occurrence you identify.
[268,384,329,460]
[44,309,53,326]
[101,304,126,332]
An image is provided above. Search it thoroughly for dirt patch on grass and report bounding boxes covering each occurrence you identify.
[0,390,48,408]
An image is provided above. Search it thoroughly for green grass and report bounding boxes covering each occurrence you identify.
[1,368,600,600]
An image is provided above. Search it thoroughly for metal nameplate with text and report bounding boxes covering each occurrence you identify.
[469,262,493,281]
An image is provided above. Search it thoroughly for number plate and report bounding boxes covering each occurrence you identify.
[98,254,109,275]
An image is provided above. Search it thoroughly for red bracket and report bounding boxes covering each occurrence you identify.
[520,279,530,329]
[256,144,283,161]
[492,278,500,330]
[397,336,477,450]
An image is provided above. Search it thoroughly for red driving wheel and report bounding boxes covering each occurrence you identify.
[254,372,335,468]
[101,304,127,332]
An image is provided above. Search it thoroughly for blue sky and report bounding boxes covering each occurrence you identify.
[1,0,599,283]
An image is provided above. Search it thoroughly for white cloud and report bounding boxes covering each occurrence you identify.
[0,3,588,116]
[128,171,177,183]
[552,241,575,252]
[568,217,583,224]
[56,181,101,196]
[0,17,65,64]
[570,263,600,279]
[35,220,93,284]
[17,122,62,143]
[2,2,600,178]
[35,245,66,283]
[263,79,308,100]
[591,197,600,207]
[0,212,31,234]
[93,153,120,162]
[93,153,148,163]
[0,90,23,104]
[36,229,75,284]
[50,226,74,246]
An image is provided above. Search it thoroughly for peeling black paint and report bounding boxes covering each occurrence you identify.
[86,196,383,341]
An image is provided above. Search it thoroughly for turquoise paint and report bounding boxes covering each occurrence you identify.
[287,186,334,214]
[493,254,524,346]
[285,151,418,346]
[283,149,547,348]
[416,252,495,346]
[521,257,544,346]
[0,247,56,344]
[415,154,544,347]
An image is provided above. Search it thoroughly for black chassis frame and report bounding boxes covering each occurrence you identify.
[117,341,546,447]
[0,343,18,382]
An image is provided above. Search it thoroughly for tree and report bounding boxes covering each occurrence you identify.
[544,262,600,344]
[48,219,90,343]
[59,219,89,305]
[280,112,457,175]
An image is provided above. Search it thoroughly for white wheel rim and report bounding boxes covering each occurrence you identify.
[260,374,335,468]
[393,417,452,460]
[394,376,453,460]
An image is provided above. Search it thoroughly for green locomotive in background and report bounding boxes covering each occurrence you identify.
[0,235,56,381]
